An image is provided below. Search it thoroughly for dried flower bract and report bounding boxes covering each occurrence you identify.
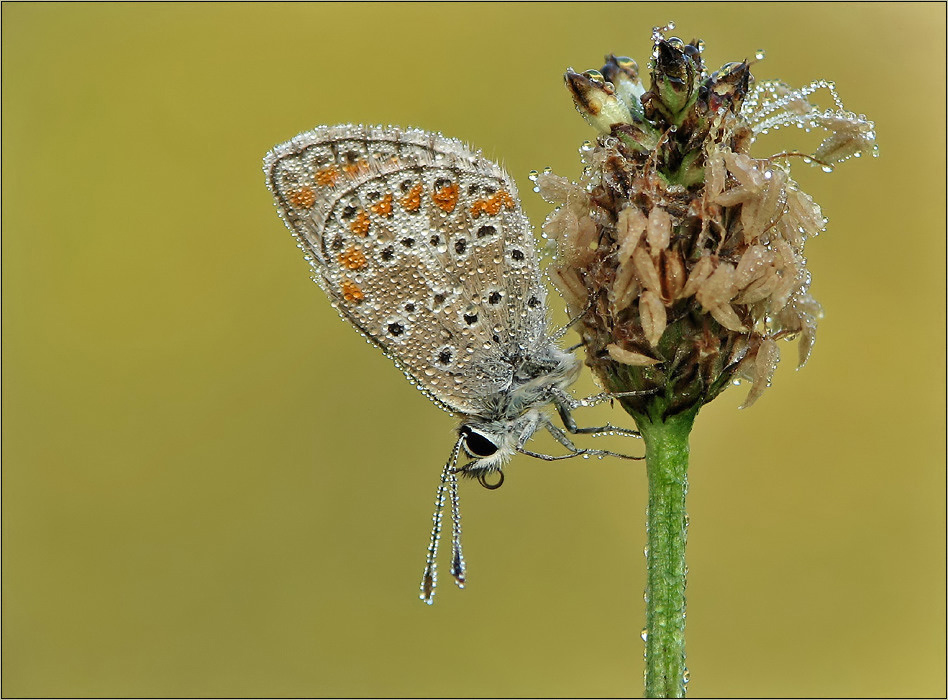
[540,25,876,418]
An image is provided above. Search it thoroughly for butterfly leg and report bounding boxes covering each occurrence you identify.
[551,295,598,341]
[570,389,658,409]
[517,416,644,461]
[545,416,644,460]
[551,388,648,438]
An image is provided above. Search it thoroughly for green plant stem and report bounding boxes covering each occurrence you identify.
[635,407,697,698]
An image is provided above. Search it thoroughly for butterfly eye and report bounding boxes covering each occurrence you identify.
[460,426,499,458]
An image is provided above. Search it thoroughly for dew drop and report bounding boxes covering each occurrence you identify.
[754,49,766,61]
[585,69,605,84]
[641,629,648,642]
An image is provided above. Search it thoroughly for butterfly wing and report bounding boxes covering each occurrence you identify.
[263,125,551,416]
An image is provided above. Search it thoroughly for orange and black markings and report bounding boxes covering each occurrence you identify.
[349,210,371,236]
[342,160,370,177]
[287,186,316,209]
[399,182,424,212]
[432,182,460,213]
[340,278,365,302]
[314,165,340,187]
[369,193,394,217]
[470,190,516,218]
[338,246,367,270]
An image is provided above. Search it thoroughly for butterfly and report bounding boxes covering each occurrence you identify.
[263,125,642,603]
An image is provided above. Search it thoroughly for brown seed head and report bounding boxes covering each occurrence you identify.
[539,27,876,419]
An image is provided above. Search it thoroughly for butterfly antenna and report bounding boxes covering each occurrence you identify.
[448,463,466,589]
[420,435,464,604]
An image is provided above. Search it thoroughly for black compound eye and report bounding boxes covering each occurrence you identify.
[461,427,499,458]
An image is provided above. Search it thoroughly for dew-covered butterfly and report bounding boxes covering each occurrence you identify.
[263,125,642,603]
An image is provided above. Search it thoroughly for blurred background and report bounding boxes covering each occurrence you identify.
[3,3,945,697]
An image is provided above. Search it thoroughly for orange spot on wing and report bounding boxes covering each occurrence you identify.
[342,159,370,177]
[432,182,459,213]
[314,166,340,187]
[369,193,394,217]
[341,279,365,302]
[497,190,516,210]
[470,200,487,217]
[349,210,371,236]
[338,246,367,270]
[399,182,423,212]
[287,186,316,209]
[471,190,517,218]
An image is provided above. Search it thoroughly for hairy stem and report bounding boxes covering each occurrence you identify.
[633,406,697,698]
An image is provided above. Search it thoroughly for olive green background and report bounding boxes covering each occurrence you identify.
[3,2,945,698]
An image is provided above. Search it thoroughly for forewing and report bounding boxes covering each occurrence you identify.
[263,125,550,415]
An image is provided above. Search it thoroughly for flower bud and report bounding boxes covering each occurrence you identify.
[601,54,646,116]
[565,69,633,134]
[700,61,752,115]
[644,37,703,123]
